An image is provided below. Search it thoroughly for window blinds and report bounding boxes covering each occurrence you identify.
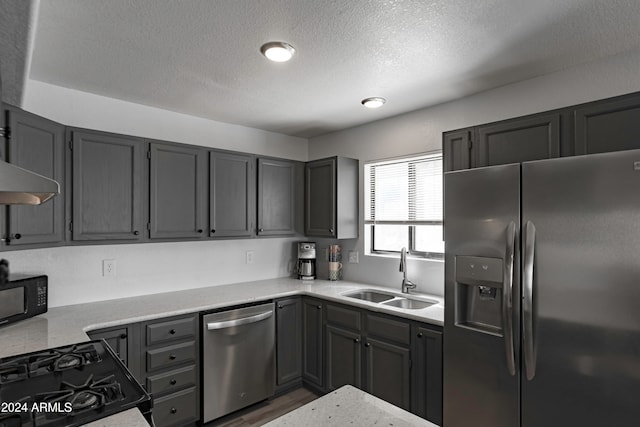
[364,153,442,225]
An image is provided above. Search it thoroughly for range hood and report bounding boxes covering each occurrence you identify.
[0,160,60,205]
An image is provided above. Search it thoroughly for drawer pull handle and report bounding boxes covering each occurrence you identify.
[170,379,177,385]
[170,407,177,414]
[417,332,424,338]
[197,229,203,233]
[169,354,177,360]
[353,338,359,344]
[365,342,371,347]
[12,233,22,240]
[316,305,322,310]
[169,329,176,335]
[211,229,216,234]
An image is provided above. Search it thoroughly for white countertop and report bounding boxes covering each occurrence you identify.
[0,277,443,359]
[0,277,443,427]
[264,385,438,427]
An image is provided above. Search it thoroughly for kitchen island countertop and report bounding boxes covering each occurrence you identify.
[264,385,437,427]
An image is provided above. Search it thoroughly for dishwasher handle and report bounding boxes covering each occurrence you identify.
[206,310,273,331]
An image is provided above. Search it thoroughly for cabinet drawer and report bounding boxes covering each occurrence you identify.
[366,313,411,346]
[326,303,361,331]
[146,365,197,396]
[152,386,198,427]
[147,341,196,372]
[146,316,196,346]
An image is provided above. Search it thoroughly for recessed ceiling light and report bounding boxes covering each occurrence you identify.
[361,97,386,108]
[260,42,295,62]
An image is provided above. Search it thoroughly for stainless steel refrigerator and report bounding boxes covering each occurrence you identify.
[443,149,640,427]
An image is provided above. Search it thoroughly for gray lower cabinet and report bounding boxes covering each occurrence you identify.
[276,297,302,389]
[364,313,412,411]
[141,313,200,427]
[70,129,145,241]
[305,156,358,239]
[411,324,443,425]
[326,324,362,390]
[443,128,472,172]
[574,93,640,155]
[209,151,255,238]
[149,142,206,239]
[257,158,296,236]
[87,323,142,382]
[302,298,324,390]
[3,105,65,247]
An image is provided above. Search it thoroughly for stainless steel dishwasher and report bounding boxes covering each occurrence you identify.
[201,302,275,423]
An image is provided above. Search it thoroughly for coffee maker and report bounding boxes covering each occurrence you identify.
[297,242,316,280]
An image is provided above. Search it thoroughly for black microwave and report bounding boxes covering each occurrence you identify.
[0,275,48,327]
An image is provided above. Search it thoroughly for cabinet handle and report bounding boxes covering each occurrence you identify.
[329,229,334,234]
[170,379,177,385]
[170,407,177,414]
[169,329,176,335]
[197,229,203,233]
[278,305,283,309]
[169,354,177,360]
[365,342,371,347]
[417,332,424,338]
[353,338,359,344]
[259,228,264,233]
[211,229,216,234]
[120,334,127,339]
[12,233,22,240]
[133,230,139,236]
[316,305,322,310]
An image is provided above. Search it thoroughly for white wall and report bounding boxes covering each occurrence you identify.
[309,48,640,296]
[7,79,308,307]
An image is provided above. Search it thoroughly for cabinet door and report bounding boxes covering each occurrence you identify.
[305,158,335,237]
[364,337,411,411]
[443,129,471,171]
[150,143,206,239]
[326,325,361,390]
[302,298,324,388]
[574,95,640,155]
[257,158,295,236]
[209,151,255,237]
[476,114,560,167]
[411,325,443,425]
[72,131,144,240]
[5,106,64,246]
[88,324,141,381]
[276,298,302,386]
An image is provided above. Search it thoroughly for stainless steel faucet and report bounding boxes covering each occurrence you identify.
[399,247,416,293]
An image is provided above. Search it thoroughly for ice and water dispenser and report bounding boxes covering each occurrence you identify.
[454,255,505,336]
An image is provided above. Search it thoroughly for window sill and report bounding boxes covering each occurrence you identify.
[364,251,444,263]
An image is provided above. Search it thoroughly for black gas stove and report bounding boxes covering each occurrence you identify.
[0,340,151,426]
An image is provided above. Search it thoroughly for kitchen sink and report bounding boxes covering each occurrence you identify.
[342,290,396,303]
[383,297,437,310]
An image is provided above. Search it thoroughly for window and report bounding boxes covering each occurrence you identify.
[364,152,443,259]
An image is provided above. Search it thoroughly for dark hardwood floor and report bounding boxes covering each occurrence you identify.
[203,387,320,427]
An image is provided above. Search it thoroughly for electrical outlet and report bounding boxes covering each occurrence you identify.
[102,259,116,277]
[246,251,254,264]
[348,251,359,264]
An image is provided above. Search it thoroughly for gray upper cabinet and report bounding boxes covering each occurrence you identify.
[209,151,255,238]
[305,156,358,239]
[71,130,144,241]
[475,114,561,167]
[574,94,640,155]
[149,142,206,239]
[4,105,64,246]
[257,158,296,236]
[443,129,472,172]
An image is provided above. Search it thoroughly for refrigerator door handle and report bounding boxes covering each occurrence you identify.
[523,221,537,380]
[502,221,516,376]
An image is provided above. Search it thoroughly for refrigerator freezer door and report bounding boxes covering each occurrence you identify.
[444,164,520,427]
[521,150,640,427]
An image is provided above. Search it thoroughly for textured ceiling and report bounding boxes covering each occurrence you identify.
[29,0,640,138]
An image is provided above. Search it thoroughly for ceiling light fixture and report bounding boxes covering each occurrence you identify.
[361,97,386,109]
[260,42,295,62]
